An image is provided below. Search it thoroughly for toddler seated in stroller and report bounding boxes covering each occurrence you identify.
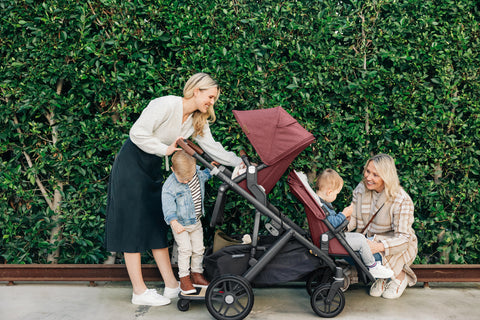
[313,168,393,279]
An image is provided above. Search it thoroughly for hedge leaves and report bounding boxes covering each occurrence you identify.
[1,0,479,264]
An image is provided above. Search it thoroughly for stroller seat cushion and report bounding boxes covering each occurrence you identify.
[295,171,322,207]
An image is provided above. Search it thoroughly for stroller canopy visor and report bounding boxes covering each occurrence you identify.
[233,107,315,194]
[233,106,314,166]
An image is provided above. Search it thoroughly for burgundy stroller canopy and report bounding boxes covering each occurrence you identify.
[233,106,315,194]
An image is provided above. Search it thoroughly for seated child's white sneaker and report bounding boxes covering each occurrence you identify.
[382,277,408,299]
[368,263,394,279]
[132,289,171,306]
[369,278,388,297]
[163,284,181,299]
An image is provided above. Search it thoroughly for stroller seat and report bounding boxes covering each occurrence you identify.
[287,170,349,255]
[287,170,375,286]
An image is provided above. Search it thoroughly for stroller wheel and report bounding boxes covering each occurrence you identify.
[205,274,254,320]
[306,267,333,296]
[177,299,190,312]
[310,283,345,318]
[307,266,351,295]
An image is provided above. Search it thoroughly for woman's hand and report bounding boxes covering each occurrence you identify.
[170,220,185,234]
[166,137,184,156]
[367,239,385,254]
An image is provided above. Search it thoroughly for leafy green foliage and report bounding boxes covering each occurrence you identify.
[1,0,479,264]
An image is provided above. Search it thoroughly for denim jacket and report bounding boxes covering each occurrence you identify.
[162,166,211,226]
[316,194,347,228]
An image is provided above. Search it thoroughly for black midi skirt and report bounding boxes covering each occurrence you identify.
[104,138,169,253]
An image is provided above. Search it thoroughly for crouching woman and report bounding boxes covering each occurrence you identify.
[347,154,418,299]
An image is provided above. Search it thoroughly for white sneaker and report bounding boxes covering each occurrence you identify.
[382,277,408,299]
[163,285,181,299]
[131,289,171,306]
[369,263,394,279]
[369,278,388,297]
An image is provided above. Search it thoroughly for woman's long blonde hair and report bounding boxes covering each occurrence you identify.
[183,73,220,137]
[363,153,401,201]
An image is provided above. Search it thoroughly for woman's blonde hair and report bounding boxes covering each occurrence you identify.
[363,153,401,200]
[316,168,344,192]
[171,150,196,180]
[183,73,220,137]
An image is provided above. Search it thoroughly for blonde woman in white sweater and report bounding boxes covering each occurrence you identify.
[105,73,242,306]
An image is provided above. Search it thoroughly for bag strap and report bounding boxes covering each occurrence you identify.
[359,203,385,235]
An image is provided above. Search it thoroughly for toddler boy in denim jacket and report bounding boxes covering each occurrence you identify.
[162,150,211,294]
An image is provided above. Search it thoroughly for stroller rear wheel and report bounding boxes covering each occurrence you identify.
[310,283,345,318]
[205,274,254,320]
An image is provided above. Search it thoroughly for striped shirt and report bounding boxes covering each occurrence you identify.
[187,173,202,221]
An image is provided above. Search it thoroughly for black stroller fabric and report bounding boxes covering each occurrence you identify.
[204,235,324,285]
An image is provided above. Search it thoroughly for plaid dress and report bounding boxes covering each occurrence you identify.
[347,182,418,286]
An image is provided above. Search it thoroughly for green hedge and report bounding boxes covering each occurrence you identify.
[1,0,479,264]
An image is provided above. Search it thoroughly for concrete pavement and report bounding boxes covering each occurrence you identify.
[1,281,479,320]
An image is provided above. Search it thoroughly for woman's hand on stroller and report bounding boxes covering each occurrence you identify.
[166,137,185,156]
[232,162,248,179]
[170,219,185,234]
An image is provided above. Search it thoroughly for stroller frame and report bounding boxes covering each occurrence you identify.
[177,139,346,319]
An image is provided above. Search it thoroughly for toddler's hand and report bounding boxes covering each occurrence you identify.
[170,220,185,234]
[342,204,353,218]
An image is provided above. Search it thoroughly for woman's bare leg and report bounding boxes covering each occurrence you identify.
[124,252,147,295]
[152,248,179,288]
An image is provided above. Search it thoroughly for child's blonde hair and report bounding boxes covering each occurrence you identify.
[171,150,196,180]
[315,168,343,190]
[316,168,344,192]
[183,73,219,137]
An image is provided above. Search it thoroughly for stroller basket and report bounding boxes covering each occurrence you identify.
[204,235,324,286]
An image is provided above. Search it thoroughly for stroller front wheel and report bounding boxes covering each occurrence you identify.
[310,283,345,318]
[306,267,333,296]
[177,299,190,312]
[307,267,351,295]
[205,274,254,320]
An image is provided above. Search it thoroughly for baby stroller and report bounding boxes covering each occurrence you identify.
[176,106,375,319]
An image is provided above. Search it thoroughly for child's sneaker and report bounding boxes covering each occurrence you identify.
[180,275,196,294]
[368,263,394,279]
[131,289,171,306]
[191,272,210,288]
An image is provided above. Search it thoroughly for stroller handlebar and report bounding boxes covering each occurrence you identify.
[186,139,204,155]
[177,139,196,156]
[240,149,251,166]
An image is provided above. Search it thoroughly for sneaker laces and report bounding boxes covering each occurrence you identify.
[386,279,401,292]
[144,289,159,296]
